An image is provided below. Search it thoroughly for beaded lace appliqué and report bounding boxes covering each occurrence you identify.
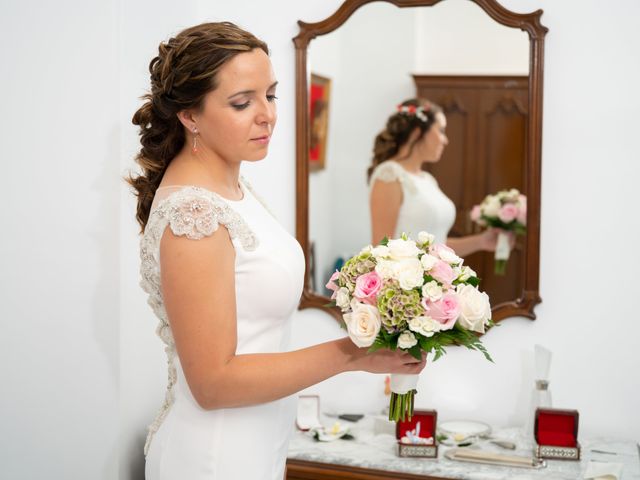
[139,186,258,456]
[370,161,417,194]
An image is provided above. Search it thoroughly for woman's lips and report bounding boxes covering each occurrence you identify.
[251,135,270,145]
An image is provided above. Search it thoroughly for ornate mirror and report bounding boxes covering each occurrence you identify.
[294,0,547,323]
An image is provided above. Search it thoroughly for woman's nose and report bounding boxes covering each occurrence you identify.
[256,99,276,125]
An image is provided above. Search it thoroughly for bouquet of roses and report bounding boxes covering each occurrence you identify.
[470,188,527,275]
[326,231,493,422]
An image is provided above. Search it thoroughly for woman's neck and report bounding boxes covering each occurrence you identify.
[164,144,243,199]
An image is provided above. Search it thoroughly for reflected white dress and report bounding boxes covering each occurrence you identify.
[140,177,305,480]
[370,160,456,243]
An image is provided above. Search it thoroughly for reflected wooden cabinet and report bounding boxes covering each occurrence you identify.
[415,75,528,306]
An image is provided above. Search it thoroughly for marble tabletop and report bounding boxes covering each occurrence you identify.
[287,414,640,480]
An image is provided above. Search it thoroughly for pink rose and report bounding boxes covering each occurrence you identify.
[354,271,382,305]
[423,293,460,330]
[517,195,527,225]
[498,203,518,223]
[429,260,457,287]
[470,205,482,222]
[326,270,340,299]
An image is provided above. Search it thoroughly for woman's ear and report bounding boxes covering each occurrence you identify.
[177,109,197,131]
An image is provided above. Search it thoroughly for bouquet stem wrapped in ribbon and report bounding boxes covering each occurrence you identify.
[471,189,527,275]
[326,232,494,422]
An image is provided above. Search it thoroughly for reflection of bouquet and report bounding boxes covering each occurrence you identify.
[471,189,527,275]
[326,232,493,422]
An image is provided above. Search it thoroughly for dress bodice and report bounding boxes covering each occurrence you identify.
[370,160,456,243]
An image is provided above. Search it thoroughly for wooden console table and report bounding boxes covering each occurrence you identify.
[287,416,640,479]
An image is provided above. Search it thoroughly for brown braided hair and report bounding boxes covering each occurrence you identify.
[126,22,268,232]
[367,98,442,182]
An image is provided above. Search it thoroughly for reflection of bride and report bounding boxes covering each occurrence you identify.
[368,98,496,256]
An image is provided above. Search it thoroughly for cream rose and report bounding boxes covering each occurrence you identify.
[482,196,501,217]
[456,284,491,333]
[343,301,382,347]
[408,316,441,338]
[431,244,462,265]
[335,287,351,310]
[420,253,439,271]
[397,331,418,349]
[375,259,395,279]
[394,258,425,290]
[387,238,421,259]
[422,281,443,301]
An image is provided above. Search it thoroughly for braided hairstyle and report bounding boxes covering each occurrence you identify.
[126,22,268,232]
[367,98,442,181]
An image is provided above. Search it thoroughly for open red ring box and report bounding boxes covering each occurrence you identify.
[396,409,438,458]
[534,407,581,460]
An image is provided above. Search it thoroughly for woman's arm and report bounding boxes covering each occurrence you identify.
[370,179,403,244]
[160,226,425,410]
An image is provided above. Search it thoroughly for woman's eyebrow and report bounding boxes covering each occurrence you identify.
[227,81,279,100]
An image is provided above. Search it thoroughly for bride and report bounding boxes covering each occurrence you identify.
[128,22,427,480]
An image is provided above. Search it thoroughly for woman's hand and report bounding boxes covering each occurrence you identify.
[345,340,427,375]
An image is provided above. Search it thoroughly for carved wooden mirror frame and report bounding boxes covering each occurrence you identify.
[294,0,547,323]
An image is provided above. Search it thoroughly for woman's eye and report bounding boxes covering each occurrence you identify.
[232,102,250,110]
[267,95,278,102]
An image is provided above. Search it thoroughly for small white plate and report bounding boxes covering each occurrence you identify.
[438,420,491,445]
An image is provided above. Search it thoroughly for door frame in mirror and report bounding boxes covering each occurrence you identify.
[293,0,547,323]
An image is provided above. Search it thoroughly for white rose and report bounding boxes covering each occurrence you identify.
[395,258,425,290]
[408,316,441,338]
[437,248,462,266]
[375,259,395,279]
[387,238,421,259]
[456,284,492,333]
[420,253,439,271]
[371,245,391,259]
[397,330,418,349]
[482,196,501,217]
[418,231,435,246]
[343,302,382,348]
[422,281,443,301]
[458,265,476,282]
[336,287,351,310]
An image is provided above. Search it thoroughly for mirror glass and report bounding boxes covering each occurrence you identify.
[307,0,530,309]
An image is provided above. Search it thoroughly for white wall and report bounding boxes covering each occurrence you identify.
[0,1,121,478]
[415,0,529,74]
[1,1,639,479]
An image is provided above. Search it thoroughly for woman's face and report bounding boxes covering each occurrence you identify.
[191,48,278,163]
[418,112,448,162]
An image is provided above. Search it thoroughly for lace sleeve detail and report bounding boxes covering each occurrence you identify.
[167,194,219,240]
[370,161,416,194]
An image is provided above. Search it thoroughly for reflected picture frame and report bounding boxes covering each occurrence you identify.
[309,73,331,172]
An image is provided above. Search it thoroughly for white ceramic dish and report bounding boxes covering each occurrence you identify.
[437,420,491,445]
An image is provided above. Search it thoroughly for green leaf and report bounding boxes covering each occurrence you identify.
[407,344,423,361]
[466,276,480,287]
[379,236,389,246]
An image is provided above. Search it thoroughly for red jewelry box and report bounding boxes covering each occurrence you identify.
[534,408,581,460]
[396,409,438,458]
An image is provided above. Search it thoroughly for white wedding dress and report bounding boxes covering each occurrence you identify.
[140,177,305,480]
[369,160,456,243]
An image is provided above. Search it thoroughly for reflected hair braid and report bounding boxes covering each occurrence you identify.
[367,98,442,182]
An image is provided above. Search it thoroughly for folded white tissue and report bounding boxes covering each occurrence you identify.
[584,460,624,480]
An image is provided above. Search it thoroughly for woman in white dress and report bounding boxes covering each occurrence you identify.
[127,23,427,480]
[369,98,497,255]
